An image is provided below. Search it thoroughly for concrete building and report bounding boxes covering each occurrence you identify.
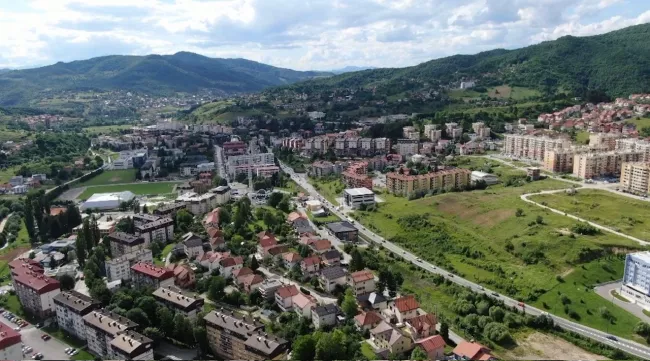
[573,151,642,179]
[108,232,147,258]
[403,126,419,140]
[527,167,541,181]
[616,138,650,161]
[226,153,275,177]
[177,189,230,215]
[204,310,288,360]
[153,202,187,217]
[348,269,376,296]
[620,162,650,195]
[325,221,358,242]
[110,330,154,360]
[621,252,650,309]
[9,259,60,318]
[311,304,339,329]
[0,323,22,361]
[396,139,419,156]
[153,285,205,320]
[54,291,100,341]
[135,217,174,244]
[543,149,576,173]
[342,162,373,189]
[105,249,153,282]
[80,191,136,211]
[470,171,499,185]
[83,309,138,358]
[502,135,570,161]
[589,133,623,151]
[386,168,471,197]
[472,122,491,139]
[131,262,175,289]
[343,187,375,209]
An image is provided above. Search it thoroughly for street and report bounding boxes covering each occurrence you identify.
[278,160,650,359]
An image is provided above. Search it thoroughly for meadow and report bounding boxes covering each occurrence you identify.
[79,169,136,186]
[78,182,181,200]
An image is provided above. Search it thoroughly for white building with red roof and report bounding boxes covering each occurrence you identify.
[0,322,22,361]
[300,255,321,275]
[218,256,244,279]
[282,252,302,269]
[390,295,420,324]
[274,285,299,311]
[9,259,61,318]
[292,293,317,319]
[348,269,376,296]
[415,335,446,360]
[131,262,174,289]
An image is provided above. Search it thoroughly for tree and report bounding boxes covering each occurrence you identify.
[488,306,505,322]
[341,288,358,319]
[135,296,158,321]
[90,282,111,305]
[28,251,35,259]
[127,308,150,328]
[291,334,317,360]
[410,346,428,360]
[635,322,650,337]
[75,234,86,267]
[143,327,163,345]
[142,204,149,214]
[268,192,284,208]
[208,276,226,302]
[150,242,161,258]
[278,198,291,213]
[250,255,260,271]
[157,306,174,335]
[23,198,36,242]
[175,210,194,232]
[484,322,512,344]
[194,326,209,356]
[515,208,524,217]
[439,322,449,342]
[349,249,365,272]
[535,215,544,224]
[58,274,75,290]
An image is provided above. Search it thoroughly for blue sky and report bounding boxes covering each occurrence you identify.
[0,0,648,70]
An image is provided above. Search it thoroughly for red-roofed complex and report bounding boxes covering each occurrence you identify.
[131,262,174,289]
[342,162,373,189]
[9,259,61,318]
[223,141,247,156]
[0,321,22,360]
[391,295,420,323]
[275,285,299,311]
[453,341,495,361]
[415,335,446,360]
[348,269,376,296]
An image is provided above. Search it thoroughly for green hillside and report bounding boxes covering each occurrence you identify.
[0,52,331,106]
[278,23,650,97]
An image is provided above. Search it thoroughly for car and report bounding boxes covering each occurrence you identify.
[402,251,406,254]
[477,286,484,290]
[448,273,454,278]
[65,348,72,353]
[13,327,20,331]
[416,258,422,262]
[492,292,500,297]
[40,335,50,341]
[606,335,617,341]
[70,350,78,356]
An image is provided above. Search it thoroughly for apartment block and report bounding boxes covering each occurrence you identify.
[348,269,376,296]
[396,139,419,156]
[573,151,642,179]
[110,330,154,360]
[135,216,174,244]
[105,249,153,281]
[589,133,622,151]
[308,161,345,177]
[153,202,187,217]
[177,188,231,215]
[131,262,175,289]
[472,122,491,139]
[386,168,471,197]
[620,162,650,195]
[222,141,247,157]
[226,153,276,177]
[83,310,138,358]
[54,291,100,340]
[107,232,146,258]
[502,134,570,161]
[403,126,419,140]
[204,310,288,360]
[0,323,22,361]
[543,149,576,173]
[616,138,650,161]
[342,162,373,189]
[9,259,60,318]
[152,285,205,320]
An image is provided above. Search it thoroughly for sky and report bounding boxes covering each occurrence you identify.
[0,0,649,71]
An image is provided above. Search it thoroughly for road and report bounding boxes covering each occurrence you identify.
[0,318,70,360]
[594,282,650,323]
[294,204,352,264]
[278,160,650,359]
[214,145,229,182]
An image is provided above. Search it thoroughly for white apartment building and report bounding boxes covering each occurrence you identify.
[573,151,642,179]
[9,259,61,318]
[343,188,376,209]
[620,162,650,195]
[227,153,276,177]
[396,139,419,156]
[135,217,174,244]
[616,138,650,161]
[621,252,650,309]
[105,249,153,281]
[402,126,419,140]
[0,323,21,361]
[589,133,622,151]
[54,291,100,341]
[83,310,138,358]
[110,330,154,360]
[152,285,205,320]
[177,187,231,215]
[502,134,571,161]
[107,232,147,258]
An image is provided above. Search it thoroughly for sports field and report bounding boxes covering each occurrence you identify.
[79,182,181,200]
[80,170,136,186]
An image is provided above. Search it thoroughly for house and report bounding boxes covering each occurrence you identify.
[259,279,284,300]
[182,232,205,259]
[301,255,321,275]
[275,285,299,311]
[287,212,313,234]
[257,232,278,256]
[282,252,302,269]
[371,321,413,356]
[266,245,289,259]
[319,266,348,292]
[415,335,446,361]
[219,256,244,279]
[237,274,264,294]
[232,267,253,279]
[206,227,226,251]
[292,293,317,319]
[452,341,494,361]
[167,263,196,288]
[405,313,437,339]
[357,292,388,311]
[197,251,231,271]
[354,310,382,331]
[325,221,358,242]
[321,249,341,266]
[310,239,332,255]
[348,269,376,296]
[311,304,339,329]
[391,295,420,324]
[203,208,220,227]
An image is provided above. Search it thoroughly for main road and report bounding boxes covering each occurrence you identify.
[278,160,650,359]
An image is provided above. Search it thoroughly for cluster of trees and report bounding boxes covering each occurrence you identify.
[571,223,602,236]
[24,191,82,243]
[1,133,91,170]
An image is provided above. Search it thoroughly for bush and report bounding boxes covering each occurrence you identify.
[484,322,512,344]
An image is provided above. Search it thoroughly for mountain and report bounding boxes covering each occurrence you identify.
[329,66,377,74]
[281,23,650,97]
[0,52,332,106]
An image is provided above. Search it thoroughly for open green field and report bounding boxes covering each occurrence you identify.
[448,85,540,101]
[529,189,650,240]
[576,131,590,145]
[0,166,20,184]
[82,125,133,134]
[308,177,345,204]
[79,182,181,200]
[453,156,526,178]
[79,169,136,186]
[628,117,650,129]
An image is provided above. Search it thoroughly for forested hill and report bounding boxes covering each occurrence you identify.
[277,23,650,97]
[0,52,331,106]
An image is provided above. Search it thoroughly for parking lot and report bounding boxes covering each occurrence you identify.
[0,314,71,360]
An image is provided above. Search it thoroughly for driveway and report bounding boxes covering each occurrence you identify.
[0,318,70,360]
[594,282,650,323]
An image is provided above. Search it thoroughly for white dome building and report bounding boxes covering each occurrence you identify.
[80,191,135,211]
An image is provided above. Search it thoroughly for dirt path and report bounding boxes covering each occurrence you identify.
[56,187,87,201]
[502,332,608,360]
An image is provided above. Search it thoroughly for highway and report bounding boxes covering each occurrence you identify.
[278,160,650,359]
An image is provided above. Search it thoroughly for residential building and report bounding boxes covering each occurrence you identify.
[391,295,420,324]
[348,269,376,296]
[182,232,205,258]
[282,252,302,269]
[396,139,419,156]
[204,310,288,361]
[275,285,300,311]
[135,217,174,244]
[0,323,21,361]
[621,252,650,308]
[321,249,342,266]
[167,263,197,289]
[301,255,321,275]
[620,162,650,195]
[502,135,571,161]
[105,249,153,282]
[320,266,348,292]
[108,232,146,258]
[415,335,446,361]
[452,341,495,361]
[344,187,375,209]
[403,126,419,140]
[616,138,650,161]
[357,292,388,312]
[153,202,187,217]
[132,214,159,227]
[405,313,437,339]
[424,124,442,142]
[153,285,205,320]
[292,293,317,319]
[342,162,373,189]
[236,273,264,294]
[527,167,541,180]
[309,161,344,177]
[258,279,283,300]
[472,122,491,139]
[589,133,623,151]
[470,171,499,185]
[222,141,248,156]
[177,192,228,215]
[354,311,382,331]
[131,262,175,289]
[386,168,471,197]
[543,149,576,173]
[110,330,154,360]
[226,153,276,177]
[325,221,358,242]
[9,259,60,318]
[311,304,339,329]
[371,321,414,356]
[573,151,642,179]
[83,310,138,358]
[54,291,100,341]
[219,256,244,279]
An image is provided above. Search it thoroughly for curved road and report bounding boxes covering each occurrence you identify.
[278,160,650,359]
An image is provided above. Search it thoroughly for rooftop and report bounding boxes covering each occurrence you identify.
[110,330,153,355]
[53,290,99,314]
[350,269,374,283]
[83,309,138,337]
[135,217,174,231]
[108,232,144,245]
[131,262,174,280]
[203,309,263,338]
[0,322,21,350]
[344,187,374,196]
[320,266,347,280]
[325,221,357,233]
[152,285,204,310]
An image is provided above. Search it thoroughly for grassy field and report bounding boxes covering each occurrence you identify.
[0,166,20,184]
[448,85,540,101]
[308,178,345,204]
[628,117,650,129]
[79,182,181,200]
[576,131,590,145]
[529,189,650,240]
[453,156,526,178]
[82,125,133,134]
[360,342,377,359]
[79,169,136,186]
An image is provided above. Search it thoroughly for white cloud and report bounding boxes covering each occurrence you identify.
[0,0,647,70]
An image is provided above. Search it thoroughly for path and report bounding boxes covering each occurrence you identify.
[0,213,13,250]
[521,189,650,246]
[278,159,650,359]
